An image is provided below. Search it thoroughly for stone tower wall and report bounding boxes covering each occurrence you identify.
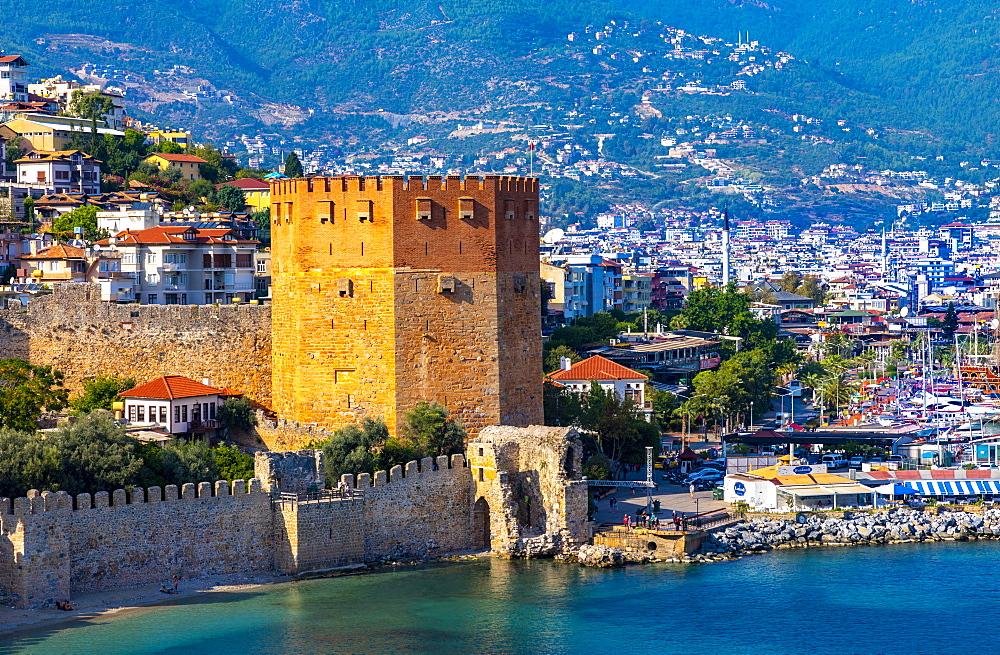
[270,175,542,436]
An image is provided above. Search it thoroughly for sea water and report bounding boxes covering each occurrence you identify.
[2,540,999,655]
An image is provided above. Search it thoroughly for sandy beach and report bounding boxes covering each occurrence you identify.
[0,571,284,637]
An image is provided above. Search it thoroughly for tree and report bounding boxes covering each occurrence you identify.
[188,178,215,202]
[213,444,255,482]
[51,205,105,242]
[315,417,401,487]
[778,270,803,292]
[252,209,270,248]
[943,302,959,340]
[216,184,247,212]
[161,440,218,486]
[648,388,679,429]
[5,136,27,172]
[544,344,581,374]
[153,141,184,154]
[795,276,825,303]
[0,411,143,497]
[0,359,68,432]
[401,401,466,458]
[70,375,136,414]
[22,196,34,229]
[67,91,114,122]
[216,397,258,432]
[578,383,654,465]
[543,379,583,427]
[284,152,304,178]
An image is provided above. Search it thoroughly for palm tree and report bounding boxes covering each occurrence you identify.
[817,373,858,423]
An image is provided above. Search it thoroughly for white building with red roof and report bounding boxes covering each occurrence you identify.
[120,375,224,435]
[94,225,258,305]
[548,355,652,419]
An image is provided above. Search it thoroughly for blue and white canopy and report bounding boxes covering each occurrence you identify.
[902,479,1000,497]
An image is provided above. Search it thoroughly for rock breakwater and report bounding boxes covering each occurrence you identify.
[710,508,1000,555]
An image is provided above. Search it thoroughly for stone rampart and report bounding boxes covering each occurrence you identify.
[0,480,270,607]
[0,283,272,406]
[0,427,590,607]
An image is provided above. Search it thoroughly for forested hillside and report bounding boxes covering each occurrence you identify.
[0,0,998,144]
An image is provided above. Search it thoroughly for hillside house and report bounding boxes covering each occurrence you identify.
[120,375,223,435]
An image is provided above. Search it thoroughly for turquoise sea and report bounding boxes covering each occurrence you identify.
[2,540,999,655]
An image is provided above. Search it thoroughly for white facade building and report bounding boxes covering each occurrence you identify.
[0,55,29,103]
[120,375,223,435]
[95,225,258,305]
[15,150,101,194]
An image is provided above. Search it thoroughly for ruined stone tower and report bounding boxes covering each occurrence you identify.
[270,175,543,437]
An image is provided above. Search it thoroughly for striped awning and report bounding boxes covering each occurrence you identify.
[903,479,1000,496]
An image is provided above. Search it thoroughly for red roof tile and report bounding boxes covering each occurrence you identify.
[549,355,647,381]
[894,470,921,479]
[146,153,208,164]
[19,244,86,259]
[122,375,223,400]
[217,178,269,191]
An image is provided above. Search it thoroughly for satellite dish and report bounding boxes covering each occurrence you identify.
[900,307,910,317]
[543,228,565,244]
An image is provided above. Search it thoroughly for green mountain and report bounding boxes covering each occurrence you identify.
[2,0,998,144]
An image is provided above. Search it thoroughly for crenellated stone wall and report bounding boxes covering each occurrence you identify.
[0,426,588,608]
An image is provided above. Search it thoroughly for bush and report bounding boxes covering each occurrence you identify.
[214,444,255,481]
[583,454,612,481]
[217,397,258,432]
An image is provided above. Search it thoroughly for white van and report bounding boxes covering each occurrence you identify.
[821,454,848,469]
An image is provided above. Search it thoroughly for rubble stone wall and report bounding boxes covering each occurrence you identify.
[0,283,272,406]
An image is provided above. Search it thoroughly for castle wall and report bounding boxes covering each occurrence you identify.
[0,283,272,406]
[0,480,271,607]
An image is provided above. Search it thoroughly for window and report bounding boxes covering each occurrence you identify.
[147,294,157,304]
[209,402,216,419]
[55,170,69,180]
[129,405,137,422]
[181,405,188,422]
[123,253,136,265]
[192,403,202,422]
[236,254,252,268]
[137,405,145,422]
[146,253,156,265]
[146,273,158,285]
[256,259,267,273]
[174,406,180,423]
[180,293,187,304]
[159,407,167,423]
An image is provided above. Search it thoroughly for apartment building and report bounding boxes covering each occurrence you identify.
[94,225,258,304]
[0,56,29,103]
[15,150,101,194]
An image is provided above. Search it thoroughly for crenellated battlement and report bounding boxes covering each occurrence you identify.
[271,175,537,198]
[339,454,466,491]
[0,479,264,520]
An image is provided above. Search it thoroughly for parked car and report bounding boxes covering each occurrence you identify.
[848,457,864,468]
[806,453,823,465]
[686,471,724,486]
[821,454,848,469]
[888,455,905,464]
[869,457,885,464]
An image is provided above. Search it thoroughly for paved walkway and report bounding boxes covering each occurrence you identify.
[590,468,729,526]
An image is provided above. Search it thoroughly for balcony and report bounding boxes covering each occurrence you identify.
[187,419,217,432]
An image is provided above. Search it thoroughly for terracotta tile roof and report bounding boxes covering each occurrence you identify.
[0,55,26,64]
[548,355,647,381]
[14,150,99,164]
[217,178,269,191]
[94,225,257,246]
[121,375,223,400]
[19,244,86,260]
[146,153,208,164]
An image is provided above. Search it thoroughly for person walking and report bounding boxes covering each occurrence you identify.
[672,514,681,531]
[689,482,695,498]
[623,514,631,530]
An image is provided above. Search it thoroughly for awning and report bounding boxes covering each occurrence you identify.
[904,479,1000,496]
[873,483,920,496]
[781,484,874,497]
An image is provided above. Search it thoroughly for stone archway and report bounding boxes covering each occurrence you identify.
[472,496,491,551]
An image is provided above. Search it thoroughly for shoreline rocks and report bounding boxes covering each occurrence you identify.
[710,507,1000,555]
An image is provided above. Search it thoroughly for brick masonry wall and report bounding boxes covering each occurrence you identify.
[0,283,273,406]
[270,175,543,437]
